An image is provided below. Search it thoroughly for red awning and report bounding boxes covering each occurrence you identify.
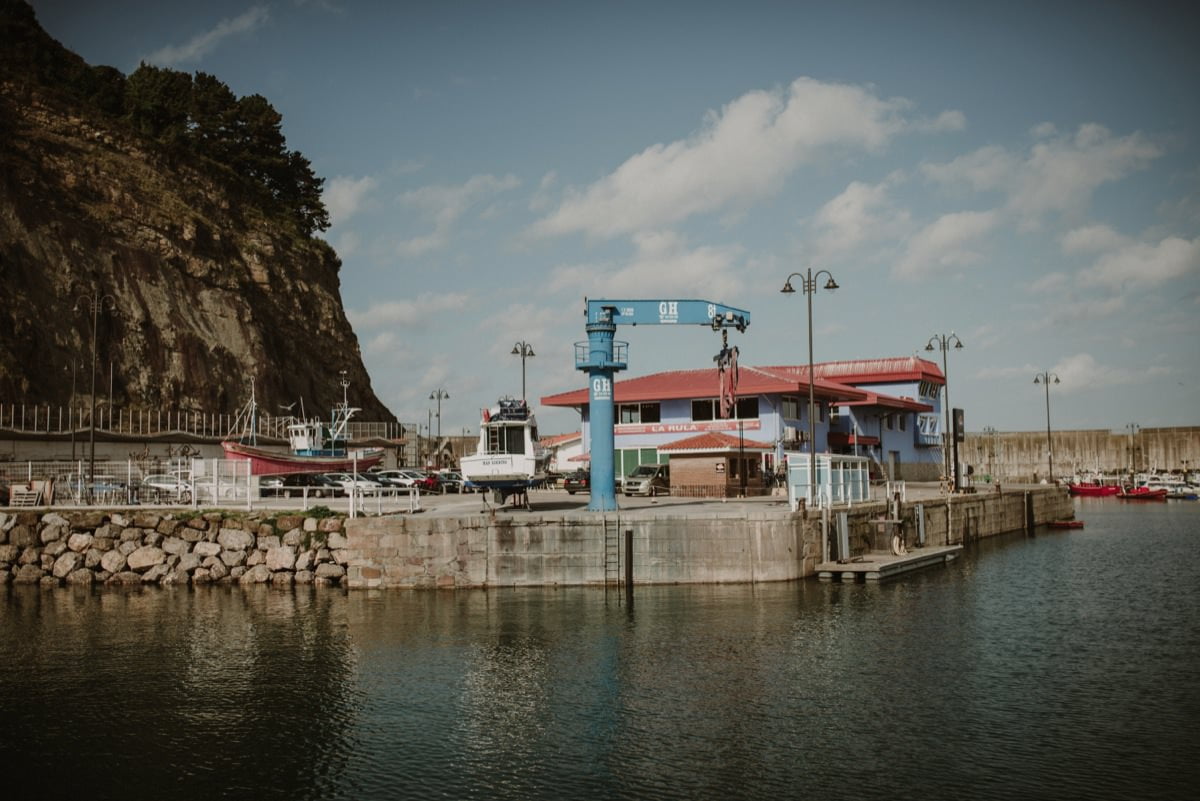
[827,432,880,447]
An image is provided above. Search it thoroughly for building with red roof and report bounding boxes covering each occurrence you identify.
[541,356,944,484]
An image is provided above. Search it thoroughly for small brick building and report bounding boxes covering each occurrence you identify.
[660,431,773,498]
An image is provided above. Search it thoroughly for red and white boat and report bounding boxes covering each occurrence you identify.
[221,383,384,476]
[1117,486,1168,501]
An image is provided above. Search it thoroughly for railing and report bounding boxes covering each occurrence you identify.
[0,458,421,516]
[0,402,407,441]
[786,452,872,511]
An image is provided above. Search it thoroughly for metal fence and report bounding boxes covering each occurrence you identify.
[0,458,422,517]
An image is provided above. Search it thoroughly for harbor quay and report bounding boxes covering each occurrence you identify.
[341,484,1073,589]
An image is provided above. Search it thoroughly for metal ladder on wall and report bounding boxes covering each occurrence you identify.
[603,514,621,586]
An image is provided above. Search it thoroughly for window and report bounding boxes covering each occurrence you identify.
[618,402,660,424]
[694,397,758,421]
[486,424,527,454]
[899,415,907,432]
[734,397,759,419]
[782,396,801,419]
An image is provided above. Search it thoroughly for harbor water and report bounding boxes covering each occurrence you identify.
[2,499,1198,800]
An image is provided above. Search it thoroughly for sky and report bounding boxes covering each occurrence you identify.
[28,0,1200,436]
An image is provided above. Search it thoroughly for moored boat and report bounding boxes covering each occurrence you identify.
[459,398,549,505]
[1048,520,1085,529]
[221,381,384,476]
[1117,486,1168,501]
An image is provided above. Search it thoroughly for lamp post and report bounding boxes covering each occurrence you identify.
[925,332,964,486]
[74,292,116,503]
[982,425,998,483]
[429,388,449,466]
[511,341,535,401]
[1033,371,1060,482]
[1125,422,1140,477]
[781,269,839,506]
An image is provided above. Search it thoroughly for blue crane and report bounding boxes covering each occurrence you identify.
[575,298,751,511]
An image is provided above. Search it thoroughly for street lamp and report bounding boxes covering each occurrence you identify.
[511,341,535,401]
[926,332,964,486]
[1125,422,1140,476]
[1033,371,1060,482]
[74,292,116,503]
[982,425,998,483]
[429,389,449,465]
[781,269,839,506]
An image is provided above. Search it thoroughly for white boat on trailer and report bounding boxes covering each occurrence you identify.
[459,398,549,507]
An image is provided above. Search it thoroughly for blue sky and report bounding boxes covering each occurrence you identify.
[30,0,1200,436]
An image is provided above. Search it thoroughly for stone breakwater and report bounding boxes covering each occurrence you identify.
[0,510,350,587]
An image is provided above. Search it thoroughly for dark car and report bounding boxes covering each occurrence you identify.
[261,472,341,498]
[563,470,590,495]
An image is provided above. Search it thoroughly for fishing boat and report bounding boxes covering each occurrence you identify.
[221,381,384,476]
[459,398,549,504]
[1117,486,1168,501]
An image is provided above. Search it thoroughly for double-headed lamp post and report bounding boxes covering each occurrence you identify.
[781,269,839,505]
[926,332,963,484]
[429,389,449,465]
[511,341,535,401]
[1033,371,1060,482]
[74,292,116,502]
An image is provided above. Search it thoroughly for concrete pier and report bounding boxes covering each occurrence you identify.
[343,484,1072,589]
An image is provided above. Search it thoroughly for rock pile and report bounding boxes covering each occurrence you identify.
[0,510,350,587]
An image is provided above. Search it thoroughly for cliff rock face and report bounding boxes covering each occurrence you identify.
[0,0,393,420]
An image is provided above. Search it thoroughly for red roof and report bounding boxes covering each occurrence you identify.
[541,364,869,408]
[760,356,945,385]
[659,431,773,453]
[539,431,581,447]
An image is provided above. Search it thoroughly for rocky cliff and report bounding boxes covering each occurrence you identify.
[0,0,394,420]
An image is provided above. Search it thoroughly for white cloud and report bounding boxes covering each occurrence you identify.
[1060,224,1128,254]
[349,292,471,330]
[530,77,955,240]
[396,173,519,258]
[893,210,999,279]
[1028,271,1069,293]
[547,230,745,298]
[811,178,911,260]
[323,175,377,228]
[143,6,269,66]
[975,353,1135,392]
[1081,235,1200,289]
[922,125,1161,225]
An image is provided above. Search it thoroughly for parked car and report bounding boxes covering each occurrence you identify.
[323,472,384,495]
[624,464,670,497]
[374,469,426,489]
[414,471,442,494]
[138,473,193,503]
[436,470,465,493]
[261,472,342,498]
[563,470,590,495]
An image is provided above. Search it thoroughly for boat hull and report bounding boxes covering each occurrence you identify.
[1117,488,1168,501]
[222,441,383,476]
[460,454,546,490]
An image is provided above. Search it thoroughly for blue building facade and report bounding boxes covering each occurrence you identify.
[542,357,946,483]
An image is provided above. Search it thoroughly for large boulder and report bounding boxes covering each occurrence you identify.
[315,563,345,580]
[13,564,44,583]
[193,541,221,558]
[238,564,271,584]
[217,528,253,550]
[65,568,94,586]
[127,546,167,572]
[265,545,296,572]
[67,532,94,552]
[160,537,190,556]
[52,551,82,578]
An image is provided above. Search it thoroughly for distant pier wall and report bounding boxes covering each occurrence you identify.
[343,487,1072,589]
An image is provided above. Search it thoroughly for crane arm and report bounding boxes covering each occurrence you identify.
[585,299,750,332]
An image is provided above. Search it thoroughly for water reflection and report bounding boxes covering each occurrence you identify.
[3,500,1198,800]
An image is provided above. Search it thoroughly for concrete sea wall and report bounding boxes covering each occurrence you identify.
[343,487,1073,589]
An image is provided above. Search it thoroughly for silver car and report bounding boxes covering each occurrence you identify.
[623,464,670,497]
